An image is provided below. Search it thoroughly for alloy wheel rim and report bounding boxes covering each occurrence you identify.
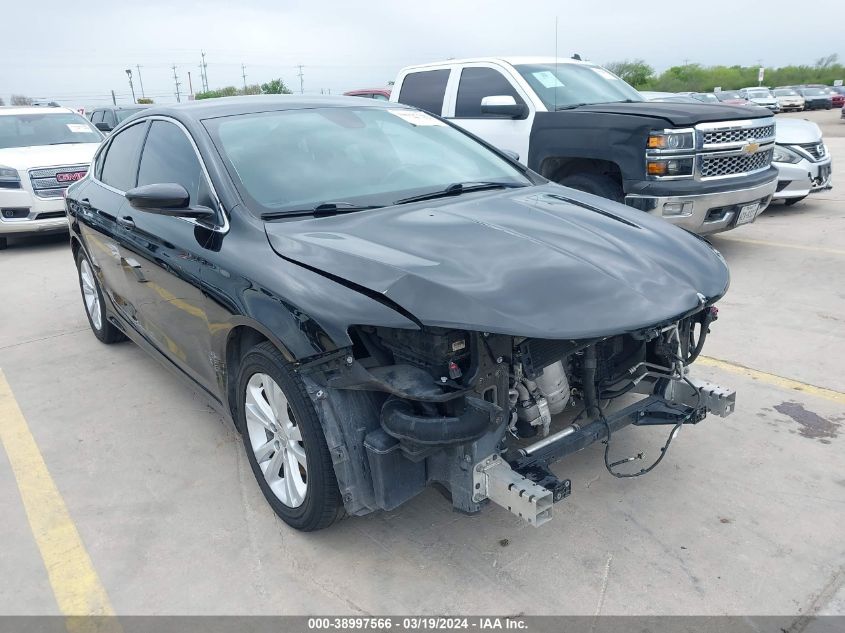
[244,373,308,508]
[80,259,102,331]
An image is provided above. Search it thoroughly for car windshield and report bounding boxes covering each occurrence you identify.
[116,108,146,122]
[774,89,798,96]
[693,93,720,103]
[716,91,742,100]
[204,106,531,215]
[802,88,825,96]
[0,112,102,149]
[514,63,643,109]
[746,89,772,98]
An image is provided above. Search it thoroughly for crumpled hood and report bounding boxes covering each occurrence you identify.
[0,143,100,171]
[264,184,730,339]
[571,101,771,126]
[775,118,822,145]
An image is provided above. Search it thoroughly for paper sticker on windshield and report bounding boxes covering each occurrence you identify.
[388,110,445,126]
[67,123,91,133]
[591,67,621,81]
[532,71,564,89]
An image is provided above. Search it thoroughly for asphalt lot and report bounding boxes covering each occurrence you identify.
[0,109,843,618]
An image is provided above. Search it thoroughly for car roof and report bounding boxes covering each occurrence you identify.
[135,95,410,121]
[0,106,75,116]
[400,56,593,71]
[97,105,151,110]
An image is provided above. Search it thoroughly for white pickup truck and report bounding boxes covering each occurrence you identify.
[0,106,103,249]
[389,57,779,235]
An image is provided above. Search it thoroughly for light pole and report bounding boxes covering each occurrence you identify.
[125,69,136,104]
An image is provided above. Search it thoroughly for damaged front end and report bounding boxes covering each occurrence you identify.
[299,306,735,526]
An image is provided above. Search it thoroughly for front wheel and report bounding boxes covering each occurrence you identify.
[76,250,126,344]
[237,341,344,531]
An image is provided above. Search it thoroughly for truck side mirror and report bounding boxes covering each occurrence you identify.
[95,122,113,132]
[481,95,527,119]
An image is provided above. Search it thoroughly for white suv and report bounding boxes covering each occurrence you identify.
[0,106,103,249]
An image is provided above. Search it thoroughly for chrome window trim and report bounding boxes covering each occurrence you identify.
[91,115,229,234]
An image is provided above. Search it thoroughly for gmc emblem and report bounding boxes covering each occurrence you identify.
[56,171,86,183]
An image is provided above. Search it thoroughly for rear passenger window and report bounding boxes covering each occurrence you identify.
[138,120,208,206]
[91,111,104,123]
[455,67,525,118]
[398,70,450,115]
[99,122,147,191]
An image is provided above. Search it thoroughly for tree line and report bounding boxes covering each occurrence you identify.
[195,78,293,100]
[605,54,843,91]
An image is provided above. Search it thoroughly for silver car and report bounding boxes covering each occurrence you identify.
[741,87,780,112]
[772,119,832,206]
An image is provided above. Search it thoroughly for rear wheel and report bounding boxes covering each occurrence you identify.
[76,250,126,344]
[236,341,344,531]
[558,173,624,203]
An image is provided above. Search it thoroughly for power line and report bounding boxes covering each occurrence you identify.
[172,64,182,103]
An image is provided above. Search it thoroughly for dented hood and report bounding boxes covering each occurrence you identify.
[264,185,729,339]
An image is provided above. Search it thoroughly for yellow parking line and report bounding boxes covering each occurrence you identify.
[0,370,119,630]
[716,236,845,257]
[697,356,845,405]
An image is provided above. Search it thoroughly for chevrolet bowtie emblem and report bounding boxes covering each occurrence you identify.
[741,140,760,155]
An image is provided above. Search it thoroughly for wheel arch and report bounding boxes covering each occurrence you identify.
[540,156,624,185]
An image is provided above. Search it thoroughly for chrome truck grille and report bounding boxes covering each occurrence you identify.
[695,118,775,180]
[701,124,775,146]
[28,164,89,199]
[700,148,774,179]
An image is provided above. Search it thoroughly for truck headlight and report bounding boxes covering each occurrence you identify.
[647,157,694,177]
[647,131,695,151]
[0,166,21,189]
[772,145,801,164]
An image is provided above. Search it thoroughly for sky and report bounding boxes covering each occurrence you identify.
[1,0,843,107]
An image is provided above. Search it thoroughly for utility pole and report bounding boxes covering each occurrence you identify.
[125,69,136,104]
[200,51,209,92]
[241,64,248,92]
[296,64,305,94]
[188,71,194,98]
[172,65,182,103]
[135,65,145,99]
[111,90,116,106]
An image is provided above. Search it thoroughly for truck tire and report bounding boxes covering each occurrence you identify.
[558,173,624,203]
[236,341,345,531]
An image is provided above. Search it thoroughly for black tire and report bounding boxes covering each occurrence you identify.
[75,249,126,344]
[784,196,807,207]
[236,341,344,531]
[557,173,624,203]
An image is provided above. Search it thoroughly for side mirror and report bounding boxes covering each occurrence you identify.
[125,183,215,219]
[480,95,527,119]
[94,122,113,132]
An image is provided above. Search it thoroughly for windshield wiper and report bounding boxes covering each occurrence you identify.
[394,181,525,205]
[261,201,383,220]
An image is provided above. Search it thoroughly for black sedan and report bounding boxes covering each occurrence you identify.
[66,97,732,531]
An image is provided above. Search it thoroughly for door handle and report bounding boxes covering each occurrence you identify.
[117,215,135,229]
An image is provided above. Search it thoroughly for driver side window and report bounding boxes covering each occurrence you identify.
[137,120,214,209]
[455,67,525,118]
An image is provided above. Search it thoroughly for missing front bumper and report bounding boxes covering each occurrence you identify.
[473,376,736,526]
